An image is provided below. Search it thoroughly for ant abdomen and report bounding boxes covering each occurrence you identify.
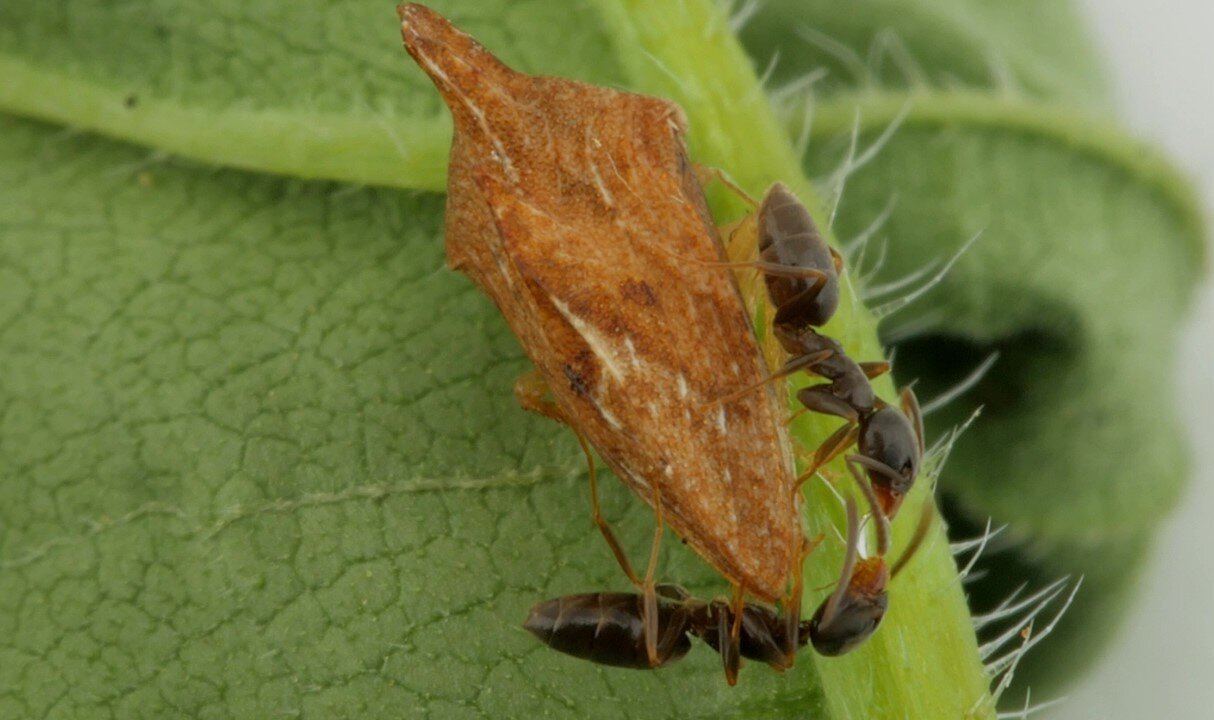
[758,183,840,331]
[523,592,693,669]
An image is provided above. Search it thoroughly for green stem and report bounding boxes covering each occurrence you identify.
[589,2,995,718]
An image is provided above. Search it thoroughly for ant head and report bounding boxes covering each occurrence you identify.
[808,486,935,657]
[808,562,890,657]
[807,498,891,656]
[857,406,921,517]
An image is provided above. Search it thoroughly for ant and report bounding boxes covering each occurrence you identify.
[698,171,925,518]
[523,582,812,680]
[525,533,819,684]
[719,324,923,518]
[524,479,933,676]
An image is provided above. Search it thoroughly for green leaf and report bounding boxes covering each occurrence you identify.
[1,1,997,717]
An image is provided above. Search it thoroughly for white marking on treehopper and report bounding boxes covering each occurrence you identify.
[549,297,627,383]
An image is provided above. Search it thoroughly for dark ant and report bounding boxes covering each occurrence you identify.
[523,587,699,670]
[524,483,933,674]
[751,331,922,517]
[809,463,934,656]
[524,584,811,679]
[525,536,819,684]
[695,172,925,518]
[713,308,923,518]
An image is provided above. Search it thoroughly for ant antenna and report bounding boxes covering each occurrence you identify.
[891,502,934,578]
[846,458,891,556]
[818,497,861,629]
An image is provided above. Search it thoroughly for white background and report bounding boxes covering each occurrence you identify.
[1053,2,1214,718]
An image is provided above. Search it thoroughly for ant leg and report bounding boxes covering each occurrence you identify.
[817,498,862,631]
[716,600,742,686]
[703,261,830,282]
[513,369,567,424]
[770,274,833,327]
[890,502,935,578]
[775,349,835,380]
[859,361,890,379]
[795,385,861,423]
[779,534,824,666]
[693,164,761,208]
[849,453,909,522]
[785,406,810,427]
[713,349,834,406]
[845,457,892,555]
[900,386,925,458]
[794,422,860,491]
[723,583,747,685]
[641,486,665,666]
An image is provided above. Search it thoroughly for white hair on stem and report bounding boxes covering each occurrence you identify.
[862,256,941,301]
[869,27,928,87]
[796,24,872,86]
[997,690,1068,720]
[726,0,764,34]
[872,229,984,320]
[921,352,1001,417]
[973,577,1069,633]
[880,308,945,346]
[842,194,898,257]
[985,579,1082,676]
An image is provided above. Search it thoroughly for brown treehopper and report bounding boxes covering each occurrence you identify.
[398,4,799,604]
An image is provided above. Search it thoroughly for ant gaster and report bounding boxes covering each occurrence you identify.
[696,172,843,334]
[751,182,843,332]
